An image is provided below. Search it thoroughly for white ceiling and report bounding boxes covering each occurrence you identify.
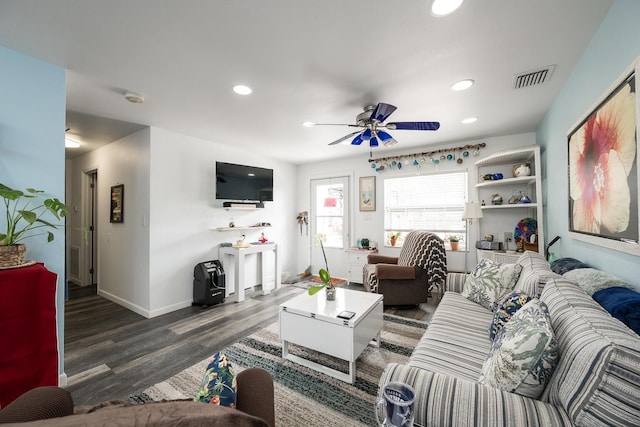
[0,0,613,164]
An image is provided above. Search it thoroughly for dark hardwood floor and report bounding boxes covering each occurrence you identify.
[64,283,438,405]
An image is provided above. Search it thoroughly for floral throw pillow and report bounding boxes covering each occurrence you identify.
[479,299,559,399]
[194,352,237,408]
[461,259,523,310]
[488,291,532,341]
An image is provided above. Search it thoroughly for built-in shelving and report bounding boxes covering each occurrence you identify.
[481,203,539,210]
[214,226,271,231]
[475,145,544,254]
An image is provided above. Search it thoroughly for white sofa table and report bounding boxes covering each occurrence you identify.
[279,287,383,384]
[219,243,280,302]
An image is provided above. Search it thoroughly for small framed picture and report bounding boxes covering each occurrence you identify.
[359,176,376,211]
[110,184,124,223]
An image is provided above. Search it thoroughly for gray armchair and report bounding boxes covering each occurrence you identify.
[363,230,447,305]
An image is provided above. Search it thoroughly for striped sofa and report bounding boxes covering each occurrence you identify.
[379,251,640,426]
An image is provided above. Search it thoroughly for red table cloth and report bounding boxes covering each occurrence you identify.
[0,262,58,408]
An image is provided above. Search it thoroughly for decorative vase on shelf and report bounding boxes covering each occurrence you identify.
[325,284,336,301]
[450,241,459,251]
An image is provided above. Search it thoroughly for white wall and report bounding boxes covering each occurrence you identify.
[147,128,297,316]
[537,0,640,288]
[296,133,535,275]
[69,126,298,318]
[68,128,152,314]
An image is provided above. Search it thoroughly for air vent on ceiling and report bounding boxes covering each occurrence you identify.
[513,65,555,89]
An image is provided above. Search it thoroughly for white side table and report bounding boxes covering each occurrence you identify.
[219,243,280,302]
[345,248,377,285]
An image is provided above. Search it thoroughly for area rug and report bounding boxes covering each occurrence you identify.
[135,314,427,427]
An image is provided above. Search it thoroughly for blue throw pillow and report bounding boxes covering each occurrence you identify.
[550,257,590,275]
[489,291,532,341]
[194,352,237,408]
[593,286,640,335]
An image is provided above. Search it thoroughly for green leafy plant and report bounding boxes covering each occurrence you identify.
[0,183,69,246]
[308,233,332,296]
[388,231,401,239]
[447,234,464,242]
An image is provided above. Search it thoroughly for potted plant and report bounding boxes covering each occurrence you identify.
[388,231,401,247]
[308,234,336,300]
[0,183,69,268]
[447,234,463,251]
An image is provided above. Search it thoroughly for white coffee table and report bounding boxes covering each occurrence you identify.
[279,287,383,384]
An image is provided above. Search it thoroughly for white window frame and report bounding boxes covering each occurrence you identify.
[383,170,468,249]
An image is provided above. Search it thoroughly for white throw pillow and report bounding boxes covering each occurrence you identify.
[461,259,522,310]
[563,268,634,296]
[478,299,559,399]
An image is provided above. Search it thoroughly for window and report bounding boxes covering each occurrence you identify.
[384,171,468,248]
[313,180,346,248]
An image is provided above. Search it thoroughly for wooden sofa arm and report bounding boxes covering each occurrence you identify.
[367,254,398,265]
[375,264,415,280]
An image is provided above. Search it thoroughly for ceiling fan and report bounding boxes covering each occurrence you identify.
[314,103,440,147]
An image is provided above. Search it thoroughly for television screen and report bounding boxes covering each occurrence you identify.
[216,162,273,202]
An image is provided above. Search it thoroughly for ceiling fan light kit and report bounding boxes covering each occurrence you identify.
[322,102,440,152]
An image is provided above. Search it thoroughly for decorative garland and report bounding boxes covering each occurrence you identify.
[367,143,486,172]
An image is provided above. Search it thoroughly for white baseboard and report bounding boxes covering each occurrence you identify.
[97,290,193,319]
[148,300,193,318]
[98,289,151,318]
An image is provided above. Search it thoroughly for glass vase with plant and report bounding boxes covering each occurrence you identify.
[308,233,336,300]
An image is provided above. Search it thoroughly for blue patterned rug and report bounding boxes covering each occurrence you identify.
[134,314,427,426]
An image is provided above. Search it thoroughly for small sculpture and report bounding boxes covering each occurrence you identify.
[258,232,268,243]
[491,194,503,205]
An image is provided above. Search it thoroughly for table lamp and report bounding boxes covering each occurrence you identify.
[462,201,483,273]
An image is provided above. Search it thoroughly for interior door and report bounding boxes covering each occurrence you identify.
[310,176,350,280]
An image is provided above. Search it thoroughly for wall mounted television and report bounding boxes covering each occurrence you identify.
[215,161,273,202]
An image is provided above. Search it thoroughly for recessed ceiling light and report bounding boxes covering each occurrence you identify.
[302,121,316,127]
[233,85,252,95]
[461,117,478,124]
[65,138,80,148]
[451,79,474,91]
[431,0,464,16]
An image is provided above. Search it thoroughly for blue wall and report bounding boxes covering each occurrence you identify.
[537,0,640,286]
[0,45,67,374]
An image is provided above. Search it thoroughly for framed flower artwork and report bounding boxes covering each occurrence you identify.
[567,56,640,255]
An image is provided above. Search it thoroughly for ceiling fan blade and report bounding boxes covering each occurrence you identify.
[370,103,397,122]
[386,121,440,131]
[328,130,362,145]
[361,128,372,140]
[351,134,364,145]
[377,130,398,146]
[369,136,379,147]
